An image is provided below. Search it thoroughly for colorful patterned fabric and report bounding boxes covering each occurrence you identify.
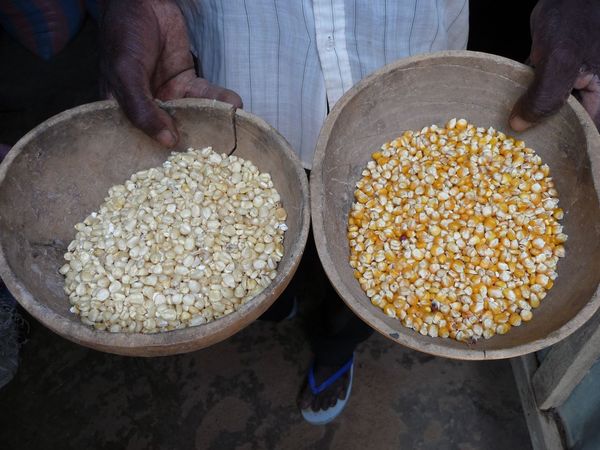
[0,0,85,60]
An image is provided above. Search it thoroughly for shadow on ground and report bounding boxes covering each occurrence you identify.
[0,304,530,450]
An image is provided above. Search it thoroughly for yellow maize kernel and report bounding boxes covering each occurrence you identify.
[351,210,364,220]
[484,217,497,229]
[384,303,396,318]
[448,221,461,232]
[514,268,526,278]
[496,323,511,335]
[407,294,418,306]
[553,208,564,220]
[393,298,407,309]
[520,309,533,321]
[509,314,522,327]
[451,261,465,273]
[529,296,541,308]
[494,311,510,323]
[555,233,568,243]
[439,327,450,338]
[356,193,369,204]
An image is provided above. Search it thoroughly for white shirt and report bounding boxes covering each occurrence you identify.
[176,0,469,168]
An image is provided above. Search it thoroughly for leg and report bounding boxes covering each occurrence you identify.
[312,292,374,367]
[297,233,374,415]
[258,282,296,322]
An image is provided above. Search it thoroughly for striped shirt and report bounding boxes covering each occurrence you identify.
[176,0,469,168]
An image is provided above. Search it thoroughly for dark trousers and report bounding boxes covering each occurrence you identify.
[261,230,374,367]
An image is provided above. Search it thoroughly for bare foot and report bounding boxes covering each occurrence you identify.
[297,363,350,412]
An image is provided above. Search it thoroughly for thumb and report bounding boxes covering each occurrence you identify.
[510,47,582,131]
[185,78,243,109]
[110,64,179,148]
[577,73,600,129]
[119,89,179,148]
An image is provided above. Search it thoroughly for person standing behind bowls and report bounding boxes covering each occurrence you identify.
[99,0,600,425]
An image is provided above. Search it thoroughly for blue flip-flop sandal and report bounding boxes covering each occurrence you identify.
[300,354,354,425]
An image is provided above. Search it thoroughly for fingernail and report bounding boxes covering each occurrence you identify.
[509,115,533,132]
[156,129,177,147]
[574,72,594,90]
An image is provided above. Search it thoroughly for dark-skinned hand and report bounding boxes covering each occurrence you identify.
[510,0,600,131]
[99,0,242,148]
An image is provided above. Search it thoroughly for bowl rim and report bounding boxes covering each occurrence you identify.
[310,50,600,360]
[0,98,311,356]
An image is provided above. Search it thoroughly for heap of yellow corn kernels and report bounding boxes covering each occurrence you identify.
[348,119,567,342]
[61,147,287,334]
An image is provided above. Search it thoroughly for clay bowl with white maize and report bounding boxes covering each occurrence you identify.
[311,51,600,360]
[0,99,309,356]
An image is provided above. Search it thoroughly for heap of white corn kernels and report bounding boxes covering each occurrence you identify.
[61,147,287,333]
[348,119,567,343]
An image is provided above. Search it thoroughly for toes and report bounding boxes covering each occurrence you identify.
[328,395,338,409]
[298,387,313,410]
[312,395,321,412]
[301,364,353,414]
[309,391,340,412]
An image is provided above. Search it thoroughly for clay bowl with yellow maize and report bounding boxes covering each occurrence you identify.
[311,51,600,360]
[0,99,310,356]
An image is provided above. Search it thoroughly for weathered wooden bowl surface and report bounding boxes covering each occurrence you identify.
[0,99,310,356]
[311,51,600,360]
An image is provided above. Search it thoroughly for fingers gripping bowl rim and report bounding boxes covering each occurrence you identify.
[0,99,310,356]
[310,50,600,360]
